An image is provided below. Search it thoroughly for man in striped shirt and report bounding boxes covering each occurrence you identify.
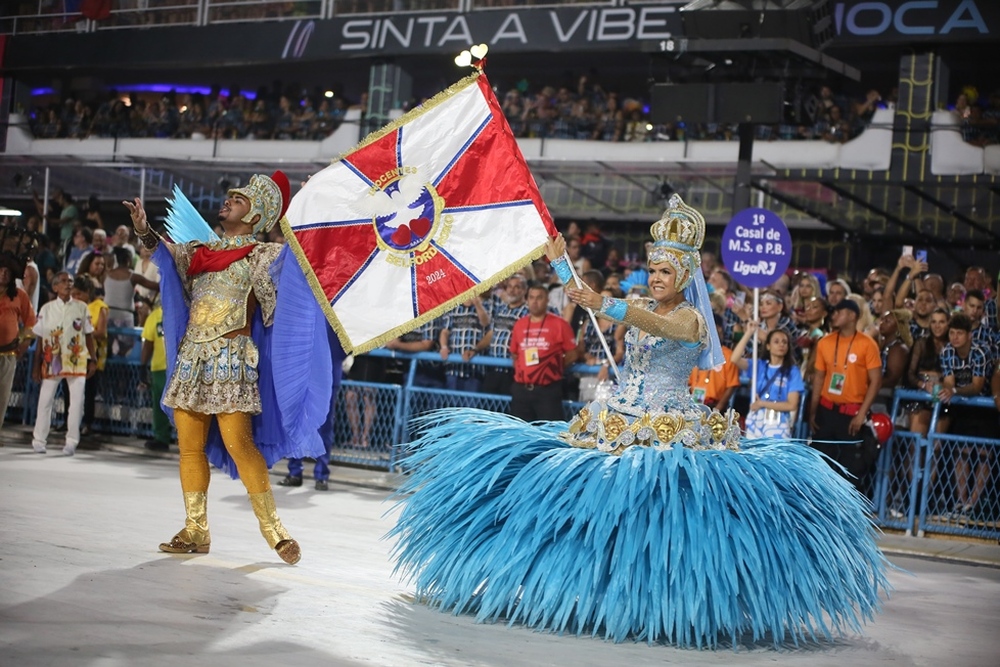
[438,296,490,393]
[479,275,529,395]
[938,312,994,522]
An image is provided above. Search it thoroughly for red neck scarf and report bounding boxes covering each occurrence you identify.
[186,244,256,276]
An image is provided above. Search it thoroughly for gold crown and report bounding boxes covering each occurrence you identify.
[650,194,705,252]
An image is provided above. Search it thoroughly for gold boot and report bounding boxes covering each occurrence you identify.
[248,490,300,564]
[159,491,211,554]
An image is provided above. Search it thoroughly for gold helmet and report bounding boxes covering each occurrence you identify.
[228,170,290,234]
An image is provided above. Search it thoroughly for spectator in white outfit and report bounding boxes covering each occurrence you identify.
[31,271,95,455]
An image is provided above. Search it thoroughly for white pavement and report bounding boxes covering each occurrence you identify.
[1,443,999,667]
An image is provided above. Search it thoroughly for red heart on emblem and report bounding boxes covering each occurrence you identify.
[390,225,412,246]
[409,217,432,238]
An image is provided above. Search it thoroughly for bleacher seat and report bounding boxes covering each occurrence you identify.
[930,109,985,176]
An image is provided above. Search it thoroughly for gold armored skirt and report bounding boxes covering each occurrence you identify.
[163,334,261,415]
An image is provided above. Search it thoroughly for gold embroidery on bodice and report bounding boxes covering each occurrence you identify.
[186,259,252,343]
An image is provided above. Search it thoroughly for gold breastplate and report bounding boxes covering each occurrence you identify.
[186,259,252,343]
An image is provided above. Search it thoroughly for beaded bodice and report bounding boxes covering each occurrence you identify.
[186,258,252,343]
[563,299,740,453]
[606,301,704,417]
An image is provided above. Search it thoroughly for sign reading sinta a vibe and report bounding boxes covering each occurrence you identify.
[720,208,792,289]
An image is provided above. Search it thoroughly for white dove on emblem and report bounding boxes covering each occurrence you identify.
[352,174,436,250]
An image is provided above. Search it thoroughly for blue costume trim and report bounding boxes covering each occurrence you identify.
[550,254,573,286]
[389,408,890,648]
[155,243,343,479]
[653,239,695,252]
[599,295,627,321]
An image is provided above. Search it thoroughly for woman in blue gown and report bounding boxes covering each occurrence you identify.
[390,196,888,649]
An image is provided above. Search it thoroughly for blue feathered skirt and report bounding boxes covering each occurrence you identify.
[389,409,889,649]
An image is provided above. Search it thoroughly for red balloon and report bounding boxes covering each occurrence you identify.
[870,413,893,445]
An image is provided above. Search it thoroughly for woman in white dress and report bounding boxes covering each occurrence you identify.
[103,247,138,357]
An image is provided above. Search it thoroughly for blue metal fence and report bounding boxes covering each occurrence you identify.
[6,334,998,540]
[875,389,999,540]
[335,351,586,469]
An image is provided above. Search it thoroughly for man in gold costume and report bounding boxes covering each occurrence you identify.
[123,172,305,564]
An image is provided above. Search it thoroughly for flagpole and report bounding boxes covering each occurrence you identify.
[563,252,622,384]
[750,287,759,404]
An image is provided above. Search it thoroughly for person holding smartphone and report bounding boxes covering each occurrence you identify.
[884,248,928,313]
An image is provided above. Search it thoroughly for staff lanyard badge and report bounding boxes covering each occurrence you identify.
[828,333,855,397]
[523,315,547,367]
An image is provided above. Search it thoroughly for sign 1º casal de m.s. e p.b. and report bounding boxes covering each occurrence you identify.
[720,208,791,290]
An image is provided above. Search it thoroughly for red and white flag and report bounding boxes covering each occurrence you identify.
[283,72,555,354]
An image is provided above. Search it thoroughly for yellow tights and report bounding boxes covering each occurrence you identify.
[174,408,271,495]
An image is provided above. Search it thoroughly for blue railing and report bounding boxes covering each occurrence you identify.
[876,389,998,540]
[6,331,998,540]
[335,349,593,469]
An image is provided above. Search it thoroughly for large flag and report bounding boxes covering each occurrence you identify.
[282,71,556,354]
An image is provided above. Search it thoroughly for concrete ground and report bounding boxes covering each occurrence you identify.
[1,427,999,667]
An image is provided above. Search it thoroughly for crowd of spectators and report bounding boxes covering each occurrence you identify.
[13,188,158,333]
[952,86,1000,146]
[5,196,998,519]
[500,79,889,143]
[45,75,1000,153]
[2,185,164,441]
[702,253,999,413]
[704,249,999,518]
[14,201,998,420]
[3,201,998,527]
[27,87,354,141]
[26,79,885,144]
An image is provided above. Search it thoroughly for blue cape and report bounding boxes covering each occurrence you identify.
[155,243,343,478]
